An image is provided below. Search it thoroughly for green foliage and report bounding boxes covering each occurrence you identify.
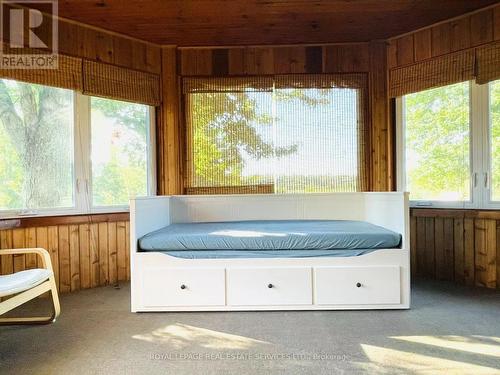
[0,84,149,210]
[405,82,470,201]
[189,92,297,187]
[490,81,500,200]
[92,150,147,206]
[0,80,73,210]
[91,97,148,206]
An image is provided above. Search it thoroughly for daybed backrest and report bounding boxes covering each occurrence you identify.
[170,193,367,222]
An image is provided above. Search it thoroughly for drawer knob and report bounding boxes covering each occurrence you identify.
[268,283,273,289]
[356,282,362,288]
[180,284,187,290]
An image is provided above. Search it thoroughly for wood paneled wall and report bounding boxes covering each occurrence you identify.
[0,215,130,293]
[56,19,161,74]
[3,6,499,294]
[157,47,182,195]
[392,5,500,290]
[410,209,500,289]
[168,43,391,191]
[0,8,161,75]
[387,5,500,69]
[178,44,370,76]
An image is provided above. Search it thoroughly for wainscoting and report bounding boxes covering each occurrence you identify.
[410,209,500,289]
[0,214,130,293]
[2,209,499,293]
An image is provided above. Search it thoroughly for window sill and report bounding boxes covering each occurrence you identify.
[0,211,130,230]
[411,207,500,219]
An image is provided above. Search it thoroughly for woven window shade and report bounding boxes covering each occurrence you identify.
[0,51,82,91]
[274,74,369,192]
[183,76,274,93]
[476,42,500,85]
[184,75,369,194]
[274,74,367,90]
[389,50,475,97]
[83,60,160,106]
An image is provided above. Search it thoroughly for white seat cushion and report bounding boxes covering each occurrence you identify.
[0,269,52,297]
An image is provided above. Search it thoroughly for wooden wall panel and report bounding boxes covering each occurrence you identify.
[158,47,182,195]
[411,209,500,289]
[495,6,500,40]
[369,41,391,191]
[396,35,415,66]
[454,218,465,284]
[450,17,471,52]
[0,10,161,75]
[180,44,372,76]
[414,29,432,62]
[324,45,370,73]
[388,6,498,68]
[0,216,130,294]
[470,9,494,47]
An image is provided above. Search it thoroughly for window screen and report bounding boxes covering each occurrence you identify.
[183,75,368,194]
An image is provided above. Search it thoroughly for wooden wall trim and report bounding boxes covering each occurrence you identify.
[412,208,500,220]
[0,213,129,230]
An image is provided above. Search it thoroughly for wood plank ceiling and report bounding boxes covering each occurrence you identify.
[45,0,498,46]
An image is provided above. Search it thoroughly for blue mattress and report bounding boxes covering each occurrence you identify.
[139,220,401,258]
[154,249,380,259]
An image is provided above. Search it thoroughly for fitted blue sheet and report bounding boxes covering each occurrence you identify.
[156,249,381,259]
[139,220,401,258]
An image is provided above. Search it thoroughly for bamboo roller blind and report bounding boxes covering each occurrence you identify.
[476,42,500,85]
[0,50,83,91]
[389,50,475,97]
[83,60,161,106]
[183,74,369,195]
[0,45,160,106]
[183,76,274,93]
[389,41,500,97]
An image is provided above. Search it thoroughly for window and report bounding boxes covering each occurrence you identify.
[489,80,500,202]
[184,75,368,194]
[90,97,151,207]
[0,80,74,212]
[0,79,155,217]
[397,79,500,209]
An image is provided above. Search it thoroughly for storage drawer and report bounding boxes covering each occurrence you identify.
[142,268,225,307]
[227,267,312,306]
[314,266,401,305]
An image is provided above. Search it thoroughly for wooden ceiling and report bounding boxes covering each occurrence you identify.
[47,0,498,46]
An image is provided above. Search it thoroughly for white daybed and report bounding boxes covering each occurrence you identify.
[130,192,410,312]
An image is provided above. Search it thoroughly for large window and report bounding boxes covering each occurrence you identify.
[0,79,154,217]
[489,80,500,201]
[398,79,500,208]
[184,75,368,194]
[90,98,150,207]
[0,80,74,211]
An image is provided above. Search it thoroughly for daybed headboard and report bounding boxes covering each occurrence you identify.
[130,192,410,251]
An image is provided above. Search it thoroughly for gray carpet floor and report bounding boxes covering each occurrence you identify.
[1,279,499,375]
